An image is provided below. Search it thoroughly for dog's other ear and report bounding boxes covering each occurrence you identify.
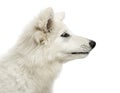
[35,7,54,33]
[55,12,65,21]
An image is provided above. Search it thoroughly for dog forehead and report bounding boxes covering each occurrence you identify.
[53,20,68,32]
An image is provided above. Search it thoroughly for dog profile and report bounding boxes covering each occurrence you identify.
[0,8,96,93]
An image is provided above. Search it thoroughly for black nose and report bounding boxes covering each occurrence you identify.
[89,40,96,49]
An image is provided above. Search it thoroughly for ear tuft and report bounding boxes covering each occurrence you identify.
[39,7,54,21]
[33,31,46,44]
[46,7,53,13]
[47,18,53,32]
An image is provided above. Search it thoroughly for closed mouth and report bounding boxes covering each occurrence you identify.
[71,52,89,54]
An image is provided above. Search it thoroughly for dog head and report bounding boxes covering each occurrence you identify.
[19,8,96,63]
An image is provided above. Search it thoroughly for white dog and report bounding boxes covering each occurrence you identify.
[0,8,96,93]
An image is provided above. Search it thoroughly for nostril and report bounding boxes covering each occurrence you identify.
[89,40,96,49]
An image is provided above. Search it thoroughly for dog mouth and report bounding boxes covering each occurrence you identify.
[70,52,89,54]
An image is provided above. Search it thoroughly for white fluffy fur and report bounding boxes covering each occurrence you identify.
[0,8,94,93]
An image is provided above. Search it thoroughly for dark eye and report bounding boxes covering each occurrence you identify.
[61,32,70,37]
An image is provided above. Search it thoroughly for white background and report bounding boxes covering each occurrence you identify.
[0,0,120,93]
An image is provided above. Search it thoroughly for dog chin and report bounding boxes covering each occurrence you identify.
[70,53,89,60]
[79,53,89,58]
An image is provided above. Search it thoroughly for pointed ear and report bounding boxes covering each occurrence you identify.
[35,7,54,33]
[55,12,65,21]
